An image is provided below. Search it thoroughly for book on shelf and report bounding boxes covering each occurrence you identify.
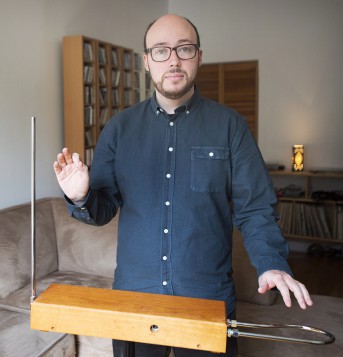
[85,129,95,147]
[99,88,108,106]
[277,201,292,235]
[98,46,107,65]
[99,108,109,126]
[124,89,132,107]
[83,42,93,62]
[134,72,141,89]
[134,89,140,105]
[84,106,94,126]
[112,89,119,106]
[111,70,120,87]
[124,71,131,88]
[111,49,118,66]
[83,65,94,84]
[277,201,335,239]
[316,205,332,238]
[124,51,131,70]
[134,53,141,70]
[99,68,107,85]
[84,86,95,105]
[85,148,94,167]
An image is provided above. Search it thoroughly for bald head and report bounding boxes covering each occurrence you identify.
[144,14,200,51]
[142,14,202,108]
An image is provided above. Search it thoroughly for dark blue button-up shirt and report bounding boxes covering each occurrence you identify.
[67,87,291,315]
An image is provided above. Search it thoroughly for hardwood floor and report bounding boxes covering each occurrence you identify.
[287,248,343,298]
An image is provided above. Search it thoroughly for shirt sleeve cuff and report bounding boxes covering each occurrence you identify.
[257,256,293,278]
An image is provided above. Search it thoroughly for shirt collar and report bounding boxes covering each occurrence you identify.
[151,85,201,117]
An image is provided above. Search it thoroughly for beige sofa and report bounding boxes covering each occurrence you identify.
[0,197,341,356]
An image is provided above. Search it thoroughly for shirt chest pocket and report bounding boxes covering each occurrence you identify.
[191,147,230,192]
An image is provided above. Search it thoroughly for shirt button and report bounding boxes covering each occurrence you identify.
[209,152,214,157]
[162,256,168,261]
[168,147,173,152]
[169,122,174,126]
[165,201,170,206]
[162,281,168,286]
[166,173,171,179]
[164,228,169,233]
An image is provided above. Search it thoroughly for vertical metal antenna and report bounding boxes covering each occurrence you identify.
[30,116,37,303]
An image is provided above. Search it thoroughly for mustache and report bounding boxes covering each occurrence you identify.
[165,68,186,75]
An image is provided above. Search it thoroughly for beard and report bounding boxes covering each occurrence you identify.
[152,68,196,100]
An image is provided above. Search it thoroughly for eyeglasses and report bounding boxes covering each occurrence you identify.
[145,44,199,62]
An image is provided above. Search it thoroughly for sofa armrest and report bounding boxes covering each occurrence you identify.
[0,199,58,299]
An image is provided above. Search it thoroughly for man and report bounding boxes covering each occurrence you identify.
[54,14,312,357]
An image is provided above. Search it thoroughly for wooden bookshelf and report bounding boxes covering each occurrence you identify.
[270,170,343,243]
[63,36,136,166]
[133,53,142,105]
[122,47,133,108]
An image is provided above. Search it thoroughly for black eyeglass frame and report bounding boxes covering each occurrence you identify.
[145,44,200,62]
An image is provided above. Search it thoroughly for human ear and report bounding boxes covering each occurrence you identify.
[143,53,150,72]
[198,48,203,67]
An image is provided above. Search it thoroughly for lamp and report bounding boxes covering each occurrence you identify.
[292,145,304,171]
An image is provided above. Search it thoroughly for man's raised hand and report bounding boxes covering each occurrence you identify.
[53,148,90,202]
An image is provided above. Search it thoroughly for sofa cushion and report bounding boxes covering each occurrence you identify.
[76,335,112,356]
[232,229,277,306]
[51,198,118,278]
[0,271,113,313]
[236,294,342,356]
[0,308,75,357]
[0,199,58,299]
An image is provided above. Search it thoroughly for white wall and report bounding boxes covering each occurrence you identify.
[169,0,343,170]
[0,0,167,209]
[1,0,342,210]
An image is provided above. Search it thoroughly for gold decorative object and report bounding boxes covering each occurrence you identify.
[292,145,304,171]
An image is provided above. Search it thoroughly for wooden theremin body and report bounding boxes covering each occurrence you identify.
[30,284,228,353]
